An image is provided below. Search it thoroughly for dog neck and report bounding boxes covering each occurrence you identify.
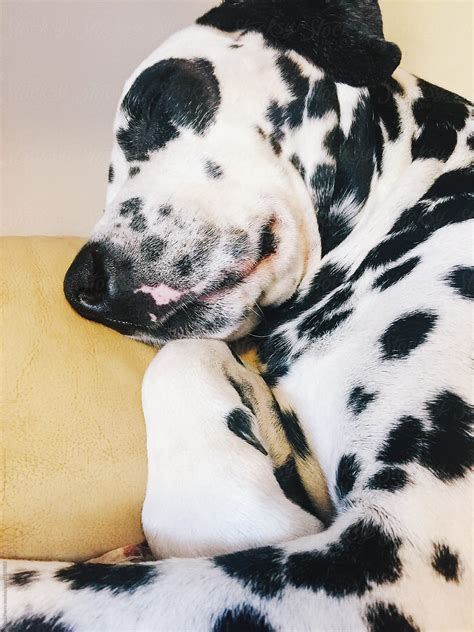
[281,68,440,263]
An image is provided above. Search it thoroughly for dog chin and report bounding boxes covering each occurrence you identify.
[128,309,260,347]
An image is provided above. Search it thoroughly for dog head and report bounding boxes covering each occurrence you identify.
[64,0,400,344]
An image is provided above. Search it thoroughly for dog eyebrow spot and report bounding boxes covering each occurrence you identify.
[117,58,221,162]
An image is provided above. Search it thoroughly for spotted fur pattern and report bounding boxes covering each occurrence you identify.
[5,1,473,630]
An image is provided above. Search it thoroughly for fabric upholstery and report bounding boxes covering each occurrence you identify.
[1,237,155,561]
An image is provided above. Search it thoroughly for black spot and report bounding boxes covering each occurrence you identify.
[310,163,350,257]
[117,58,220,162]
[4,615,72,632]
[352,196,473,281]
[348,386,377,415]
[205,160,224,179]
[366,602,420,632]
[129,165,140,178]
[289,153,306,179]
[335,453,361,499]
[108,163,114,183]
[274,456,318,518]
[380,311,438,360]
[257,220,277,260]
[229,43,243,49]
[266,101,286,138]
[214,546,286,599]
[120,197,143,217]
[446,266,474,299]
[468,134,474,150]
[55,562,158,595]
[275,405,310,459]
[226,408,267,455]
[319,284,354,316]
[307,77,338,120]
[9,570,39,586]
[175,254,193,277]
[227,375,255,413]
[141,235,165,260]
[423,166,474,200]
[420,390,473,481]
[324,124,342,161]
[269,135,282,155]
[432,543,460,582]
[130,212,147,232]
[367,467,409,492]
[255,263,349,384]
[276,55,309,129]
[373,257,420,291]
[369,81,402,142]
[411,79,470,162]
[213,606,276,632]
[390,195,473,236]
[378,416,424,465]
[259,331,293,387]
[159,204,173,216]
[351,230,424,281]
[287,519,402,597]
[298,308,353,341]
[327,93,376,255]
[298,263,348,314]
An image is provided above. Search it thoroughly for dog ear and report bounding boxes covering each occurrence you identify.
[197,0,401,87]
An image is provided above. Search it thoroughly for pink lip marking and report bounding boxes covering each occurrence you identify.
[135,284,184,306]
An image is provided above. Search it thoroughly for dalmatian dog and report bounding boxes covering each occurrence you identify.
[4,0,473,630]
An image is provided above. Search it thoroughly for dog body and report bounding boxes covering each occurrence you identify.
[5,1,473,630]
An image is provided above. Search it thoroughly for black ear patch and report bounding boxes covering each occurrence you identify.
[198,1,401,87]
[118,58,221,162]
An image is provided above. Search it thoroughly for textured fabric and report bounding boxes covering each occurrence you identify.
[1,237,155,561]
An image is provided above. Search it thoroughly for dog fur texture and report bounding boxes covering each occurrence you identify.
[5,1,473,630]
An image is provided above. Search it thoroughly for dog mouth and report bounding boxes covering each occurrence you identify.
[87,269,251,338]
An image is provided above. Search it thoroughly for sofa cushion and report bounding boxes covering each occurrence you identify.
[1,237,155,561]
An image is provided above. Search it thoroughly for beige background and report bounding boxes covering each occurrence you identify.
[1,0,473,237]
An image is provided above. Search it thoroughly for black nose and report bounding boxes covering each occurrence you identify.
[64,243,110,317]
